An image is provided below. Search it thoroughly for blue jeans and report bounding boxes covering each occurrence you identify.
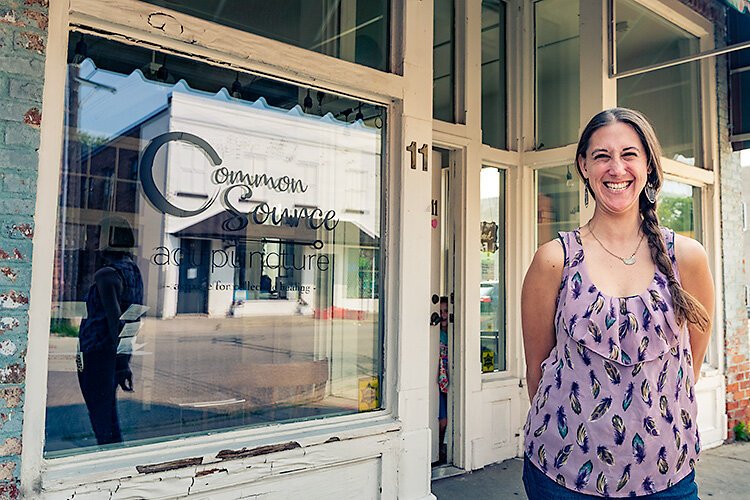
[523,455,699,499]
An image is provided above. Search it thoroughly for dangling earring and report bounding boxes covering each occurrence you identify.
[645,182,656,204]
[584,179,590,208]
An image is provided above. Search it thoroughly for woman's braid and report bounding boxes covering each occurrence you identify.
[641,199,709,332]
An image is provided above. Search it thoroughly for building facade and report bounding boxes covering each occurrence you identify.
[0,0,746,498]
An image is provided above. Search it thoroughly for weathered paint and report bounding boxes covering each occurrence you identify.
[0,0,46,495]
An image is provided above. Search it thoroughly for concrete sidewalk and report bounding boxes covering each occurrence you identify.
[431,442,750,499]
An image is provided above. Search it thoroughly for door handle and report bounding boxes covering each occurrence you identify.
[430,312,441,326]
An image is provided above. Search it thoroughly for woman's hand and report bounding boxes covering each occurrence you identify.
[521,239,565,401]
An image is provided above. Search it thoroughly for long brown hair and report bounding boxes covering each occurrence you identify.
[575,108,709,332]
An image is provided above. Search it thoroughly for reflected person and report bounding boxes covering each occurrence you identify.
[437,296,449,463]
[77,216,144,445]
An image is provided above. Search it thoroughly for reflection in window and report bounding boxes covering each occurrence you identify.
[482,0,507,150]
[616,0,702,165]
[657,180,702,242]
[434,0,455,122]
[142,0,390,71]
[535,0,579,149]
[480,167,506,373]
[46,35,385,457]
[537,165,580,246]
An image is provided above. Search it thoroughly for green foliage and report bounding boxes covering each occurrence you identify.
[50,318,79,338]
[657,196,693,234]
[734,421,750,442]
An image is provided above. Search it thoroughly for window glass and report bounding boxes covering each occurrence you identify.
[537,165,580,246]
[615,0,702,166]
[480,167,506,373]
[534,0,580,149]
[482,0,507,150]
[141,0,390,72]
[434,0,455,122]
[657,180,702,242]
[46,35,385,456]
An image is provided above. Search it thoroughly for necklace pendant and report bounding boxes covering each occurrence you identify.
[622,256,636,265]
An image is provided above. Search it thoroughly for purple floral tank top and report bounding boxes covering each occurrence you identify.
[524,226,699,497]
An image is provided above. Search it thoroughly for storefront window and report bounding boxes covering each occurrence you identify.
[434,0,455,122]
[534,0,579,149]
[141,0,390,72]
[46,35,385,457]
[657,180,702,242]
[616,0,703,166]
[536,165,580,246]
[480,167,506,373]
[482,0,507,150]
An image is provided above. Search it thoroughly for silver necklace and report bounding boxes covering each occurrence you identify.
[587,223,645,266]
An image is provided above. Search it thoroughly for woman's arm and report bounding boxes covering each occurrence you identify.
[674,234,715,382]
[521,239,565,401]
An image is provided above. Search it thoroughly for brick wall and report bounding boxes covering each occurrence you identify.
[712,4,750,439]
[0,0,48,496]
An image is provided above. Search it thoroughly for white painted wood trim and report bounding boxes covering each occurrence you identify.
[21,0,70,494]
[69,0,404,103]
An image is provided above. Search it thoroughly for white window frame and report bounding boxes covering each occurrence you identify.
[24,0,427,493]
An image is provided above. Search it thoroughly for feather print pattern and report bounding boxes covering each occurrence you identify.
[644,416,660,436]
[523,228,699,497]
[554,359,564,389]
[596,471,608,496]
[555,444,574,469]
[613,415,626,445]
[575,460,593,490]
[622,382,634,412]
[590,397,612,421]
[534,414,550,437]
[657,359,669,393]
[681,408,693,429]
[577,342,591,366]
[597,445,615,466]
[632,433,646,464]
[583,293,604,319]
[603,360,621,385]
[538,444,548,471]
[572,272,583,300]
[564,344,574,369]
[641,379,653,407]
[570,382,582,415]
[557,406,569,438]
[616,464,631,492]
[659,395,674,423]
[657,446,668,474]
[576,422,590,453]
[605,304,616,330]
[590,370,601,399]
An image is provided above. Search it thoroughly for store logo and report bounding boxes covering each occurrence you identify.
[138,132,339,233]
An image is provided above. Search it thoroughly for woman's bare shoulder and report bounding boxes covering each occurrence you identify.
[525,237,565,284]
[672,232,709,272]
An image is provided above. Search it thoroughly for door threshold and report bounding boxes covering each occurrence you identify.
[431,464,464,481]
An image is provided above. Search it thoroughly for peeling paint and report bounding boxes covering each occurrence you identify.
[0,481,19,499]
[216,441,301,461]
[325,436,341,443]
[0,340,16,356]
[4,224,33,239]
[23,0,48,7]
[23,9,47,30]
[0,364,24,384]
[0,318,19,332]
[17,31,44,54]
[135,457,202,474]
[0,292,28,309]
[22,108,41,128]
[147,12,184,36]
[0,388,23,408]
[0,250,24,261]
[0,268,17,282]
[0,9,22,26]
[195,468,227,478]
[0,462,16,481]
